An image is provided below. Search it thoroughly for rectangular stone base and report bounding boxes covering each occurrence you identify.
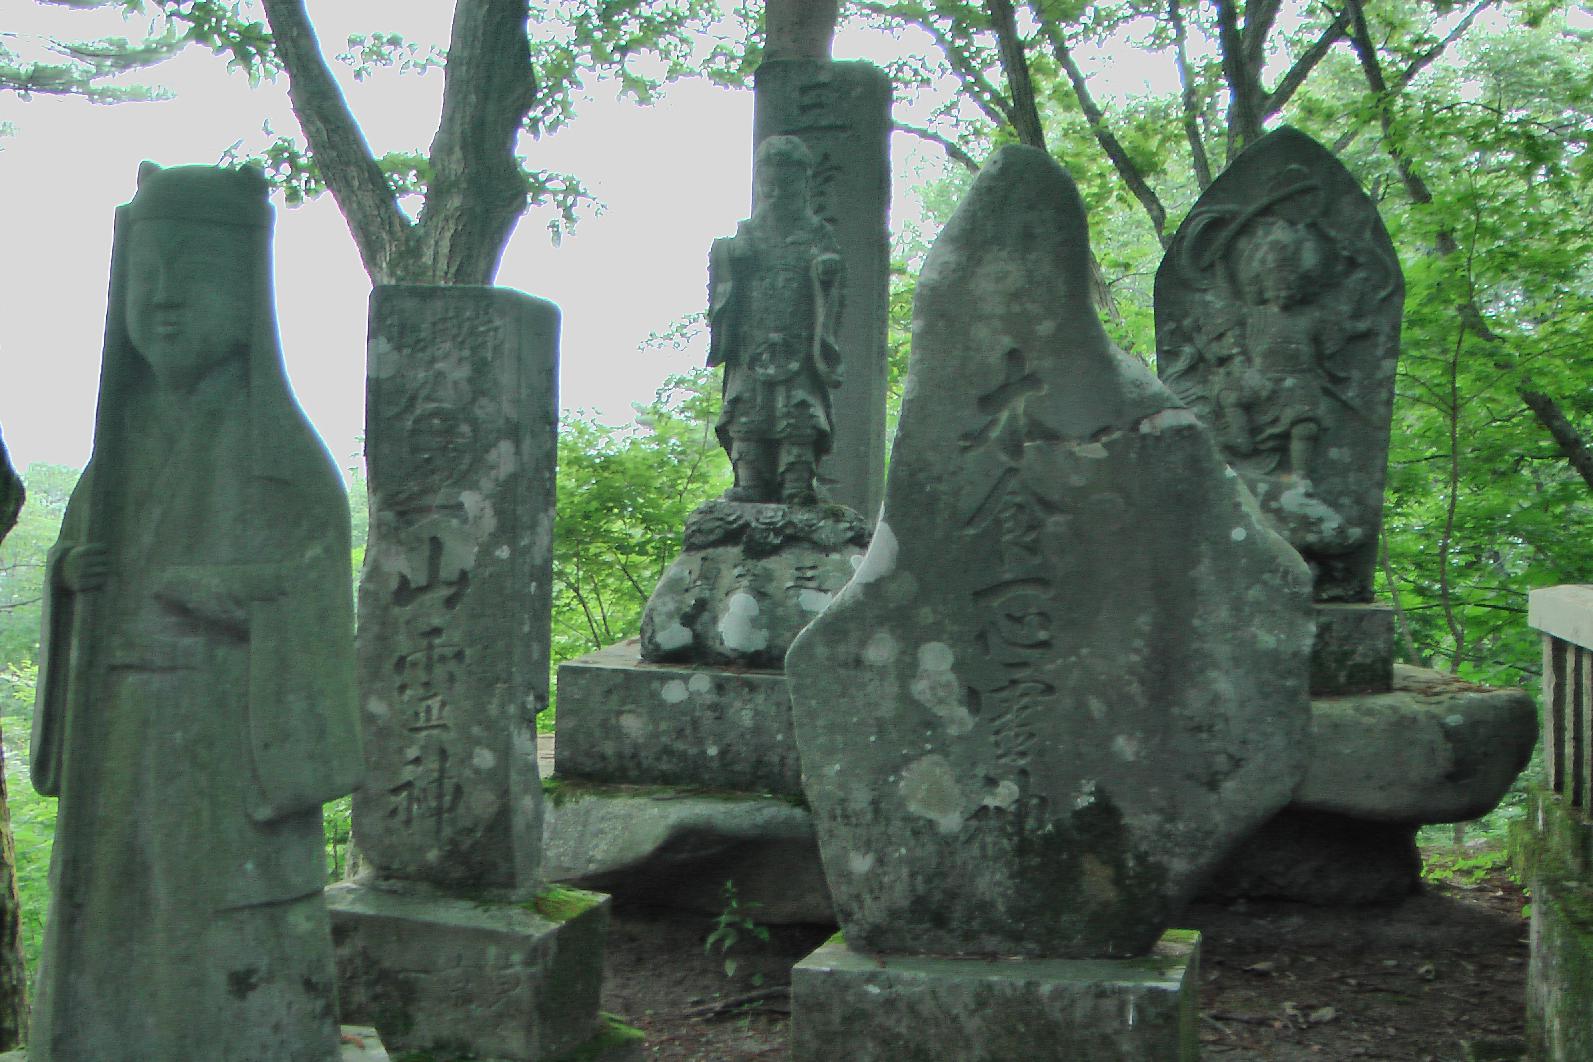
[555,639,799,795]
[1312,602,1394,694]
[327,881,609,1061]
[791,930,1201,1061]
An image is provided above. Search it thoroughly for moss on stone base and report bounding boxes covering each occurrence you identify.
[552,1013,646,1061]
[531,884,606,924]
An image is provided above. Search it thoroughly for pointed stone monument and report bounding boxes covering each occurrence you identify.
[785,146,1314,1060]
[326,287,625,1061]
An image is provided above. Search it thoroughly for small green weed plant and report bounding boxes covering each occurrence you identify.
[705,879,769,983]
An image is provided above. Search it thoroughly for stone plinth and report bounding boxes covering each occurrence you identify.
[542,779,830,924]
[328,883,610,1061]
[357,284,557,893]
[791,931,1200,1062]
[1208,664,1536,903]
[753,59,890,518]
[1312,602,1393,694]
[555,640,800,796]
[640,500,868,668]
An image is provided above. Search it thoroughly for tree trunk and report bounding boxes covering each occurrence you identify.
[765,0,841,60]
[260,0,537,285]
[0,433,26,1049]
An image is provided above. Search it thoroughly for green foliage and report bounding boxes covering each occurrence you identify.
[704,879,768,981]
[0,1,182,104]
[550,366,729,679]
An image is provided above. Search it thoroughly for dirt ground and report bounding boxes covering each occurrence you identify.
[600,864,1529,1061]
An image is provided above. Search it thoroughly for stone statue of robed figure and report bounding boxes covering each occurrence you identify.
[29,164,361,1060]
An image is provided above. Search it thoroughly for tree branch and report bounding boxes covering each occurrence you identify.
[1035,10,1168,243]
[1397,0,1494,91]
[1263,7,1350,120]
[259,0,412,283]
[411,0,537,284]
[985,0,1046,149]
[921,19,1014,130]
[1216,0,1263,152]
[1168,0,1212,189]
[892,121,980,172]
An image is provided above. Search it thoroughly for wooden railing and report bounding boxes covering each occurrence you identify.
[1528,585,1593,809]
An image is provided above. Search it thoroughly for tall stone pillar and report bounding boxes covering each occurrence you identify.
[328,286,622,1062]
[753,59,891,519]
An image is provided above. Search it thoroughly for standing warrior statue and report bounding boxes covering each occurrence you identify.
[708,135,844,506]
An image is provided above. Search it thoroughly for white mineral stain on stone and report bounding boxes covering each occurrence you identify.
[910,642,973,735]
[1138,407,1200,434]
[473,747,496,770]
[1112,734,1140,762]
[366,696,391,720]
[1328,447,1350,463]
[718,592,770,653]
[863,630,898,666]
[1444,714,1466,726]
[706,745,719,758]
[1231,526,1248,542]
[798,588,833,612]
[660,679,689,704]
[1075,441,1109,459]
[495,544,511,559]
[900,755,966,835]
[688,673,712,694]
[618,712,646,741]
[1224,466,1238,478]
[1087,696,1109,721]
[653,623,694,652]
[1074,779,1098,809]
[853,521,898,584]
[982,779,1020,810]
[848,851,876,874]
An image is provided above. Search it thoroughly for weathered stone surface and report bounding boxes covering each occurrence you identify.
[557,640,801,793]
[1297,665,1536,824]
[791,931,1201,1061]
[542,780,831,924]
[786,145,1314,958]
[709,136,845,507]
[754,59,890,518]
[30,164,358,1060]
[1514,789,1593,1061]
[639,501,868,668]
[328,883,608,1061]
[356,285,556,895]
[1156,126,1403,603]
[1312,602,1393,693]
[1201,809,1421,905]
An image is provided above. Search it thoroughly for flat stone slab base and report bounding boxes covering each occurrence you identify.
[0,1027,395,1062]
[327,882,610,1061]
[543,778,831,924]
[555,640,799,795]
[791,931,1200,1061]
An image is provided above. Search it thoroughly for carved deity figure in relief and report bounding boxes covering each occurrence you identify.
[708,135,845,505]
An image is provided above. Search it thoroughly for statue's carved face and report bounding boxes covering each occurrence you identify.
[755,159,810,216]
[126,219,252,388]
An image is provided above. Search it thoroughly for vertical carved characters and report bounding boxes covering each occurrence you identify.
[1156,127,1403,602]
[787,146,1313,960]
[357,286,558,895]
[752,59,891,518]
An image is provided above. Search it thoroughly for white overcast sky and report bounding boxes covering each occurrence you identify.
[0,2,1186,474]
